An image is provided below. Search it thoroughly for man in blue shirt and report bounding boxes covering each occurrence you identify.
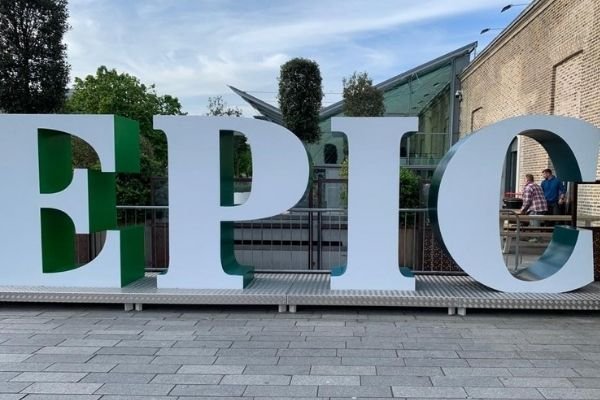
[541,168,566,215]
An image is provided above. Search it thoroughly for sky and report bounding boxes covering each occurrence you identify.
[65,0,527,116]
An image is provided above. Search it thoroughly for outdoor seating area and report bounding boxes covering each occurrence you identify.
[500,210,600,272]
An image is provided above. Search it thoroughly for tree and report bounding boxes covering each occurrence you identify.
[0,0,70,113]
[278,58,323,144]
[66,66,184,204]
[342,71,385,117]
[206,96,251,177]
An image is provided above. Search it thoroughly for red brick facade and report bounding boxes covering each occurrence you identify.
[459,0,600,215]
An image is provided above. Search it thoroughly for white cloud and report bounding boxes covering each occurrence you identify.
[65,0,508,115]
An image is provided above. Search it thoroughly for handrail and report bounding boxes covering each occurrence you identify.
[499,209,520,271]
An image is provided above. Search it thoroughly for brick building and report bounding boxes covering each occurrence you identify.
[459,0,600,214]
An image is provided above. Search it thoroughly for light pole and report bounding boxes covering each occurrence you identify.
[501,3,529,12]
[480,28,503,35]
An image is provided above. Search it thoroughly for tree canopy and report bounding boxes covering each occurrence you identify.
[278,58,323,144]
[66,66,184,204]
[0,0,70,113]
[206,96,251,177]
[342,71,385,117]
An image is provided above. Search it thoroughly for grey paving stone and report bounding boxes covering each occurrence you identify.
[465,387,544,399]
[110,364,179,374]
[95,347,158,356]
[539,388,600,399]
[231,341,290,349]
[458,350,521,359]
[404,358,468,367]
[178,365,244,374]
[467,358,534,368]
[243,365,310,375]
[311,365,376,375]
[80,373,155,384]
[342,357,405,366]
[0,346,40,355]
[575,367,600,377]
[431,376,503,387]
[520,351,585,360]
[59,339,119,347]
[221,374,290,385]
[361,375,432,386]
[279,356,341,366]
[116,340,175,348]
[151,355,215,364]
[391,386,467,398]
[531,359,599,368]
[441,367,510,376]
[150,373,222,384]
[97,397,176,400]
[35,346,99,355]
[45,363,115,373]
[396,350,458,359]
[318,385,392,397]
[0,356,29,364]
[20,396,98,400]
[0,363,49,373]
[22,382,101,395]
[291,375,360,385]
[87,355,155,364]
[155,347,217,356]
[217,348,277,357]
[276,349,337,357]
[24,355,91,364]
[0,374,17,383]
[376,366,442,376]
[508,367,580,377]
[172,340,232,348]
[569,378,600,388]
[94,383,174,396]
[11,372,86,382]
[0,382,30,393]
[254,398,318,400]
[214,356,279,365]
[337,349,398,358]
[243,385,317,397]
[499,376,574,388]
[170,384,246,396]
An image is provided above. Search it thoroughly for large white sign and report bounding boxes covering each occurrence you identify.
[0,114,598,293]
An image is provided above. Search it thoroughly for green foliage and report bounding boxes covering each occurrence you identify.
[0,0,70,113]
[206,96,252,177]
[342,72,384,117]
[339,71,385,159]
[207,96,242,117]
[399,168,421,208]
[66,66,184,204]
[339,161,421,209]
[278,58,323,144]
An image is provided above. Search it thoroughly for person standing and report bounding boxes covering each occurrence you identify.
[520,174,547,228]
[541,168,566,215]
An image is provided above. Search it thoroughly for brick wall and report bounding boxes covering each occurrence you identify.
[460,0,600,215]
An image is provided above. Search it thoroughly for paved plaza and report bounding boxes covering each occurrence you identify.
[0,304,597,399]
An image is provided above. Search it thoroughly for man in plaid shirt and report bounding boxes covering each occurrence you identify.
[520,173,547,228]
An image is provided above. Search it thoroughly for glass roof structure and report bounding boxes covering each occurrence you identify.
[230,42,476,168]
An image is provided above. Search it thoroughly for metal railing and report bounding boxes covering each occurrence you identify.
[75,206,464,274]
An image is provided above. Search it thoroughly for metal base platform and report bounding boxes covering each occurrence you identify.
[1,274,600,314]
